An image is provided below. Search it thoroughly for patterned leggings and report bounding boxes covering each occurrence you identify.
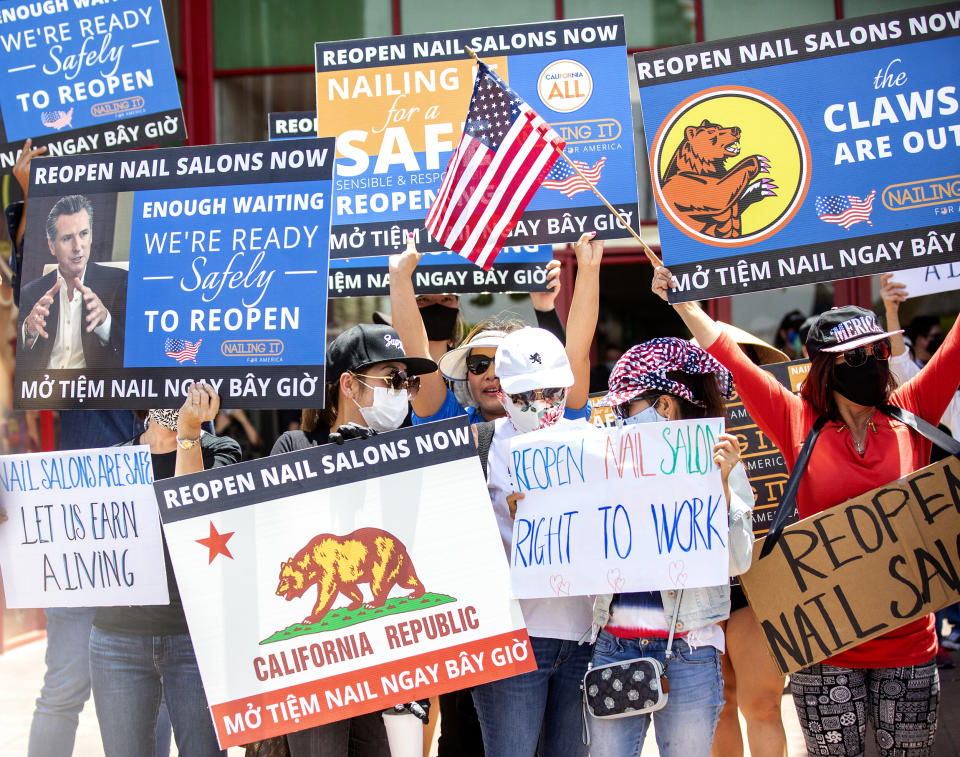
[790,659,939,756]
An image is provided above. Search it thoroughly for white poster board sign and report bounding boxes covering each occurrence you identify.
[155,418,534,748]
[509,418,729,598]
[0,445,168,607]
[892,262,960,298]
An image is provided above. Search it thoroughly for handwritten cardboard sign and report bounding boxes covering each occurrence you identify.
[0,445,167,607]
[268,110,555,296]
[508,418,728,598]
[741,455,960,676]
[14,139,334,409]
[634,5,960,301]
[314,17,640,260]
[155,417,534,748]
[0,0,185,174]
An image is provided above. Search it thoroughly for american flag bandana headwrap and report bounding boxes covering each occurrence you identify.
[604,337,733,409]
[425,60,565,270]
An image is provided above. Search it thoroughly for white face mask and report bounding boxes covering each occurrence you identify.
[354,386,409,432]
[622,403,667,425]
[500,391,567,434]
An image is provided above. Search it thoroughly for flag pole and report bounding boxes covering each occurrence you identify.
[464,47,664,268]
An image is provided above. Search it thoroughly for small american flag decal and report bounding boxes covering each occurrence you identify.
[164,338,202,364]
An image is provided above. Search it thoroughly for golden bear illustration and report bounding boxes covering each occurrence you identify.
[275,527,425,624]
[661,119,776,239]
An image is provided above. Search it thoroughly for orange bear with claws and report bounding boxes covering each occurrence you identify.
[275,527,425,624]
[660,119,776,239]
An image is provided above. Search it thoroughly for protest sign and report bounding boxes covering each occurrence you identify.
[270,109,556,296]
[889,260,960,298]
[315,17,640,261]
[633,5,960,301]
[0,0,185,173]
[0,445,167,608]
[13,139,334,410]
[155,417,534,748]
[508,418,728,599]
[741,455,960,676]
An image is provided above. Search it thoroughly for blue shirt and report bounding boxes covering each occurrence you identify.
[60,409,143,450]
[411,388,589,425]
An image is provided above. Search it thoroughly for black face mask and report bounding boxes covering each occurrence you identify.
[420,303,459,342]
[925,334,944,355]
[833,358,889,407]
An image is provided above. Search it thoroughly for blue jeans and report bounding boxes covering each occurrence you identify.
[587,630,724,757]
[472,636,592,757]
[89,628,222,757]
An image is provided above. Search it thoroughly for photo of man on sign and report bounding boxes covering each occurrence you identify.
[17,194,127,371]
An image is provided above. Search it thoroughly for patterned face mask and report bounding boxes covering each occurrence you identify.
[498,388,567,434]
[149,408,180,431]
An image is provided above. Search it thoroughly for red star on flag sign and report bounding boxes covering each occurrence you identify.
[196,521,234,564]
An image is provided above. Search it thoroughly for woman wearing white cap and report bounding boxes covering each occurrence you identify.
[469,232,603,757]
[389,236,566,429]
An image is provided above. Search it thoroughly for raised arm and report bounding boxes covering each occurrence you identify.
[530,259,566,343]
[564,232,602,410]
[388,235,448,418]
[175,382,219,476]
[880,273,909,358]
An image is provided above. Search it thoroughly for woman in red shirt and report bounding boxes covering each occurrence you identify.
[653,266,960,756]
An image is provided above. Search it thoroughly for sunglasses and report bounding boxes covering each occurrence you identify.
[839,340,891,368]
[465,355,494,376]
[507,387,566,409]
[352,369,421,394]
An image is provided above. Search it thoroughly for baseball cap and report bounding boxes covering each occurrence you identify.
[495,327,573,394]
[437,330,508,380]
[805,306,902,358]
[326,324,437,381]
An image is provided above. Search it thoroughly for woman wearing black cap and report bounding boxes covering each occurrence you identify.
[270,323,436,756]
[654,266,960,756]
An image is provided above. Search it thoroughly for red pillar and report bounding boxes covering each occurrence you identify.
[833,276,873,308]
[181,0,215,146]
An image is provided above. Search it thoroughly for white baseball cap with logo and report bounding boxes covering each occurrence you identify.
[495,327,574,394]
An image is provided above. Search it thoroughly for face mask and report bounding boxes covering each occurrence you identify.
[833,358,889,407]
[926,334,944,355]
[149,408,180,430]
[622,403,667,425]
[420,303,459,342]
[354,386,409,432]
[499,390,567,434]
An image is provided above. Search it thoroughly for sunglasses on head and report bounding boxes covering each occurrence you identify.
[352,369,421,393]
[839,340,891,368]
[465,355,494,375]
[507,387,565,409]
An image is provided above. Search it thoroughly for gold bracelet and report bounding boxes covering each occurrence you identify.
[176,435,201,450]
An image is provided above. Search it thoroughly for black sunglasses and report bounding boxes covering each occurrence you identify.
[508,387,566,409]
[840,340,890,368]
[352,369,421,393]
[465,355,494,376]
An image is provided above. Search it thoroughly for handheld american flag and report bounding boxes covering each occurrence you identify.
[425,61,565,270]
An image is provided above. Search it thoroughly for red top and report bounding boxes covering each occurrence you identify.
[708,321,960,669]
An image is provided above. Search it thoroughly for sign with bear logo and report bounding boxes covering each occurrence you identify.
[634,4,960,301]
[155,417,534,748]
[0,0,185,175]
[314,17,640,261]
[268,110,556,297]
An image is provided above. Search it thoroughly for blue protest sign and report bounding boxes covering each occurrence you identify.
[14,139,334,409]
[269,110,555,296]
[0,0,185,172]
[634,4,960,301]
[314,17,640,260]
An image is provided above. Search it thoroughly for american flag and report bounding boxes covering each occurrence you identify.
[164,338,202,364]
[426,61,565,270]
[41,108,73,130]
[542,156,606,198]
[815,190,876,229]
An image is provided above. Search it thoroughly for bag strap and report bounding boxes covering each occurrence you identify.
[879,403,960,456]
[663,589,684,671]
[758,415,828,559]
[476,420,496,478]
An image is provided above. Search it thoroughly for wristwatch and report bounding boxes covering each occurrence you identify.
[176,435,202,450]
